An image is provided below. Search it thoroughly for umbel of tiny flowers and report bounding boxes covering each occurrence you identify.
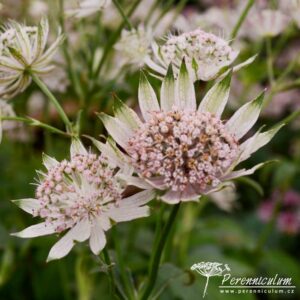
[0,17,64,99]
[99,60,283,204]
[11,140,154,262]
[145,28,256,82]
[191,262,230,297]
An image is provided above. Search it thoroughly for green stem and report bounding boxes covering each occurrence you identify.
[93,0,140,80]
[102,249,117,299]
[230,0,254,43]
[254,191,284,254]
[178,197,208,266]
[276,52,300,84]
[279,105,300,127]
[58,0,85,105]
[30,73,73,133]
[112,0,133,29]
[112,228,135,300]
[140,203,181,300]
[0,116,69,137]
[266,37,274,85]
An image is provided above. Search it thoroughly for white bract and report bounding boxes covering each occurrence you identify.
[66,0,111,18]
[145,29,255,82]
[0,17,64,99]
[12,140,154,261]
[99,61,282,204]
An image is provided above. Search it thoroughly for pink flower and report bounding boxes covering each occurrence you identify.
[99,61,282,204]
[12,140,154,261]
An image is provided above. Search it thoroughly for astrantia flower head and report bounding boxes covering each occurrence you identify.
[12,140,154,261]
[0,17,64,99]
[114,25,153,69]
[66,0,111,18]
[146,29,247,82]
[99,61,283,204]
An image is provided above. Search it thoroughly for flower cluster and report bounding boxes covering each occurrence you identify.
[35,153,122,233]
[127,109,239,193]
[0,17,64,99]
[12,141,153,261]
[147,29,239,81]
[100,61,282,203]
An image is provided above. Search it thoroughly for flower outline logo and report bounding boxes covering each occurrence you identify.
[191,261,230,298]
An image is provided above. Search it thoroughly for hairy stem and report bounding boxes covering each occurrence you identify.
[140,203,181,300]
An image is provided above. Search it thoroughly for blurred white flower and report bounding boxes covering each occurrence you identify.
[12,140,154,261]
[29,0,49,20]
[0,17,64,99]
[66,0,111,18]
[146,29,248,82]
[247,9,290,37]
[175,7,238,37]
[114,26,153,69]
[99,61,282,203]
[279,0,300,28]
[102,0,176,37]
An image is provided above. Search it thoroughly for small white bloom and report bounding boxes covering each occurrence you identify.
[66,0,111,18]
[247,9,290,37]
[279,0,300,28]
[29,0,49,20]
[12,140,154,261]
[99,61,282,204]
[146,29,240,82]
[0,17,64,99]
[114,26,153,69]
